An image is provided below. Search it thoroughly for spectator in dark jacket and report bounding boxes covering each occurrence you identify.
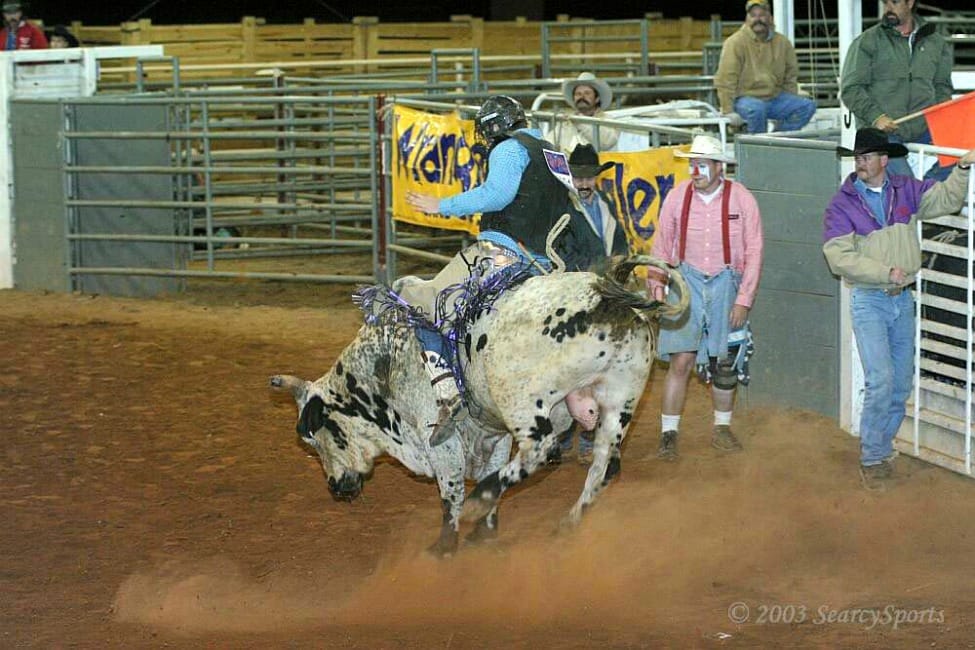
[557,144,630,464]
[840,0,953,177]
[558,144,628,274]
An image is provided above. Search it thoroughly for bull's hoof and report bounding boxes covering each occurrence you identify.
[465,521,499,546]
[555,517,578,537]
[426,532,459,558]
[461,495,495,522]
[556,506,585,536]
[545,445,563,466]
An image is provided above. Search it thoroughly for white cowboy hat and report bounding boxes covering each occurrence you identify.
[673,134,735,163]
[562,72,613,109]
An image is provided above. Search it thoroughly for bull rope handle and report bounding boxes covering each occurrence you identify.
[545,212,572,273]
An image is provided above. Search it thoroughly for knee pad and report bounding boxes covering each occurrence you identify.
[712,359,738,390]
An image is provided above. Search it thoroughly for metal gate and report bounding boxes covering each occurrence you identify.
[11,91,383,296]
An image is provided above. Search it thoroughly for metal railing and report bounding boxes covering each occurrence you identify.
[540,18,651,81]
[910,145,975,476]
[53,91,385,289]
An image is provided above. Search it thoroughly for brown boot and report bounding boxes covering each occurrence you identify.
[422,350,461,447]
[859,461,893,491]
[711,425,743,452]
[657,430,679,461]
[429,395,462,447]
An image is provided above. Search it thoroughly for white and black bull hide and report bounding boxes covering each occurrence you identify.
[271,256,688,555]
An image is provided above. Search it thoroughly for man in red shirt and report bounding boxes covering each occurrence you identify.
[1,1,48,50]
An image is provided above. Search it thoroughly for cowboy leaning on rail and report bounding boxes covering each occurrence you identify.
[822,127,975,491]
[363,95,586,446]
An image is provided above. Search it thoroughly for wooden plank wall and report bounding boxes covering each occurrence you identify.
[69,14,716,79]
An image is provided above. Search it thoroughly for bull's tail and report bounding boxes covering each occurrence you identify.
[594,255,689,320]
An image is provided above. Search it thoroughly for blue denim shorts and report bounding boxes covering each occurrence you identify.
[658,263,740,365]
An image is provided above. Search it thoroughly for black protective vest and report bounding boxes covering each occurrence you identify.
[479,132,571,256]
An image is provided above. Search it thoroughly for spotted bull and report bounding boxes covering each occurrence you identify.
[271,256,687,554]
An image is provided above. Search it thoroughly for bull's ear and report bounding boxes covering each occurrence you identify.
[270,374,309,402]
[297,395,326,439]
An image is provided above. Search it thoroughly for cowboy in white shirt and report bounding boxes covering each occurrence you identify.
[550,72,620,154]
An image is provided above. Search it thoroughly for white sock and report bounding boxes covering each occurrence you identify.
[714,410,733,426]
[662,414,681,432]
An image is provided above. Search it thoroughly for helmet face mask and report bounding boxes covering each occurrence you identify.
[475,95,526,148]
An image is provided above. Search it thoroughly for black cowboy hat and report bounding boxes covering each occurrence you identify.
[47,25,80,48]
[837,127,908,158]
[568,144,616,177]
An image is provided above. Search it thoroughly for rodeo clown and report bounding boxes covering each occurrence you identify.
[362,95,588,446]
[646,134,764,461]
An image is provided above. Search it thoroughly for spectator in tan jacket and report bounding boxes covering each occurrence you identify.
[714,0,815,134]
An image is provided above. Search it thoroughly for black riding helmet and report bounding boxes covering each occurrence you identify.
[475,95,527,149]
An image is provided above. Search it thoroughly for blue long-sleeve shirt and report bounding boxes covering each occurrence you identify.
[853,174,891,226]
[438,128,542,216]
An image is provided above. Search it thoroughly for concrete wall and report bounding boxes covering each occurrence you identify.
[734,136,841,418]
[11,102,70,292]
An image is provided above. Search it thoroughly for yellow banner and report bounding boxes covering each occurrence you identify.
[390,104,690,249]
[595,148,691,254]
[391,105,486,234]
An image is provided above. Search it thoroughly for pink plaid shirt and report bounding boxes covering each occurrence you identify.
[650,178,764,308]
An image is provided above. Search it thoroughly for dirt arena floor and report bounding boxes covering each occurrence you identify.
[3,277,975,649]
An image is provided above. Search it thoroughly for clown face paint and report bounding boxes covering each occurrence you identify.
[689,161,712,182]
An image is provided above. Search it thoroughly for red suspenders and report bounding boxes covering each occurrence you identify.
[678,179,733,266]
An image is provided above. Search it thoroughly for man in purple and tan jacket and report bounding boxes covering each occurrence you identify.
[822,127,974,490]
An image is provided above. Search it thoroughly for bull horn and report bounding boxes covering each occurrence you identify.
[269,374,309,401]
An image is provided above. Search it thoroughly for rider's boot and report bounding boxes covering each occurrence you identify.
[421,351,462,447]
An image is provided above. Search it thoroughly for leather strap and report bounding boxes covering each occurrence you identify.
[720,179,732,266]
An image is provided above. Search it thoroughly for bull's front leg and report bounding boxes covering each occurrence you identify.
[430,498,460,557]
[466,505,499,545]
[429,446,466,557]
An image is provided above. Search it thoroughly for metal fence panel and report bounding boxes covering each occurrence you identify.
[10,91,384,296]
[72,103,182,297]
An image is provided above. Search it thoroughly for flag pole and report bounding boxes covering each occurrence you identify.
[892,108,927,125]
[893,91,975,125]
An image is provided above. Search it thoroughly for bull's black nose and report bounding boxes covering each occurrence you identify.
[328,474,363,501]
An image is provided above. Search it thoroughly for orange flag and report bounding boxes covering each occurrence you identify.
[924,91,975,166]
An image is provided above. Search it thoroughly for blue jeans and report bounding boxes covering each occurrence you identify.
[885,132,921,178]
[851,288,915,466]
[884,131,950,180]
[560,424,593,454]
[734,93,817,134]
